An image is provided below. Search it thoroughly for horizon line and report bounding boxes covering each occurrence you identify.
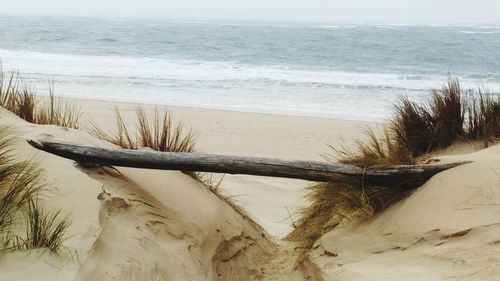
[0,13,499,26]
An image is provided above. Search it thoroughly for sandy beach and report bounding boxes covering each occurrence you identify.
[75,98,370,237]
[0,94,500,280]
[0,97,371,280]
[0,4,499,279]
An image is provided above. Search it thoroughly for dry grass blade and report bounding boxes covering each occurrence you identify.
[334,126,413,167]
[0,125,69,254]
[136,107,197,177]
[0,158,43,245]
[391,96,434,156]
[5,196,71,254]
[427,78,464,149]
[35,83,82,129]
[0,72,17,107]
[465,90,500,146]
[0,71,81,129]
[0,72,21,113]
[0,163,41,236]
[287,177,411,248]
[91,106,196,153]
[16,84,37,123]
[0,127,21,233]
[115,107,137,149]
[90,107,137,149]
[136,107,196,153]
[4,160,43,203]
[136,107,155,149]
[332,77,494,168]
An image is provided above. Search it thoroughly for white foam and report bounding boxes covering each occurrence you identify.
[316,25,358,29]
[0,48,465,91]
[376,25,397,29]
[1,48,499,120]
[478,26,500,29]
[460,30,499,34]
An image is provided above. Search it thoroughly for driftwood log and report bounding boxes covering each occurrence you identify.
[27,140,470,185]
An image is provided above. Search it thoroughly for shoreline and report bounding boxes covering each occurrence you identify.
[50,93,387,123]
[67,95,371,161]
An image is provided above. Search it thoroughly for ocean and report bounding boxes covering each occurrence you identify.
[0,16,499,120]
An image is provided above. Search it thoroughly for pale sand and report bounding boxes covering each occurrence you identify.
[74,98,370,237]
[0,107,275,280]
[308,147,500,280]
[0,98,498,280]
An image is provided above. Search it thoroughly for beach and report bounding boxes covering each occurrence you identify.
[75,98,370,237]
[0,94,500,280]
[0,97,370,280]
[1,15,500,281]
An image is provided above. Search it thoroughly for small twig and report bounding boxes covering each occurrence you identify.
[285,206,297,229]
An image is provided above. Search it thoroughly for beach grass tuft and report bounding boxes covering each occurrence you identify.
[12,197,71,254]
[337,78,500,167]
[0,126,70,254]
[91,106,196,153]
[0,71,81,129]
[0,127,41,235]
[35,83,82,129]
[91,108,262,228]
[465,90,500,146]
[287,177,411,248]
[333,127,414,167]
[90,107,137,149]
[290,78,500,247]
[136,107,196,153]
[91,106,203,178]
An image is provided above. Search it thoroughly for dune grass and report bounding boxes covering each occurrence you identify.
[0,71,81,129]
[136,107,196,153]
[0,126,70,254]
[332,127,414,167]
[91,107,137,149]
[35,83,82,129]
[91,107,264,230]
[91,106,196,153]
[289,78,500,247]
[92,106,224,185]
[13,198,71,254]
[465,90,500,146]
[0,127,39,234]
[287,179,410,248]
[336,78,500,167]
[91,106,199,179]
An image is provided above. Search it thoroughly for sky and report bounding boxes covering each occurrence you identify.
[0,0,499,24]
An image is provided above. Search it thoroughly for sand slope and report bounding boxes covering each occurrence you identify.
[0,108,285,281]
[2,101,500,280]
[309,145,500,280]
[75,98,368,237]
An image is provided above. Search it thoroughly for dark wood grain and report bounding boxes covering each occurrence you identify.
[27,140,470,184]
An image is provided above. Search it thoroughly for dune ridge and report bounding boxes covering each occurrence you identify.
[0,108,310,280]
[307,147,500,280]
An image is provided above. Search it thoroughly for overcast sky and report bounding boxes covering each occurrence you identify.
[0,0,499,24]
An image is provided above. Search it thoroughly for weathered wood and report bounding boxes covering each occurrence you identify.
[27,140,470,184]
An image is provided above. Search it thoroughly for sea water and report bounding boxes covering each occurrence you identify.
[0,16,499,120]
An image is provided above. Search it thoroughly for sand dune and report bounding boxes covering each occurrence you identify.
[308,146,500,280]
[74,98,369,237]
[0,108,275,280]
[1,99,499,280]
